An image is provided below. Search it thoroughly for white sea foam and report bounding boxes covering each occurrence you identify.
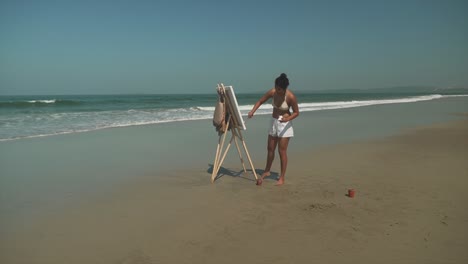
[1,94,466,142]
[297,94,446,112]
[196,94,454,115]
[27,99,57,104]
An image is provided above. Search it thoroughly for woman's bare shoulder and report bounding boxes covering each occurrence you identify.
[259,88,275,102]
[267,88,276,95]
[286,89,297,100]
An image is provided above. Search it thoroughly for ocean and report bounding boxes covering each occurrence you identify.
[1,90,467,141]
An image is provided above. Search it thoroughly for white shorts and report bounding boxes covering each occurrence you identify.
[269,117,294,138]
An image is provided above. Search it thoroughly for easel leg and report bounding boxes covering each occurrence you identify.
[211,122,230,183]
[212,127,258,182]
[237,130,258,180]
[211,136,222,182]
[233,129,247,173]
[215,132,234,174]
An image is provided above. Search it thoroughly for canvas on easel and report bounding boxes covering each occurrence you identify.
[211,83,257,183]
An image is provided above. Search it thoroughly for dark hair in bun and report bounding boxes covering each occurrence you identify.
[275,73,289,89]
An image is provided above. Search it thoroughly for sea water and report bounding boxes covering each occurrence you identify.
[1,92,467,141]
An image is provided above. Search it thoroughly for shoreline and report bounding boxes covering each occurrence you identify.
[1,117,467,263]
[1,95,467,143]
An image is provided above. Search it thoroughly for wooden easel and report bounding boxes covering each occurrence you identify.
[211,84,258,183]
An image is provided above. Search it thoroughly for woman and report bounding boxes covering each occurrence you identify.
[248,73,299,186]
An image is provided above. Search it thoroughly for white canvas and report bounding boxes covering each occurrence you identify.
[224,86,246,130]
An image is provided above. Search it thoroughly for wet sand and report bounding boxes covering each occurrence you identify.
[2,118,467,264]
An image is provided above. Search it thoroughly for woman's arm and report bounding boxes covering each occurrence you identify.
[282,92,299,122]
[248,89,274,118]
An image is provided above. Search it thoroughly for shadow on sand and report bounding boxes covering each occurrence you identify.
[207,164,279,183]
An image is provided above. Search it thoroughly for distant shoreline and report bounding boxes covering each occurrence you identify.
[1,85,467,97]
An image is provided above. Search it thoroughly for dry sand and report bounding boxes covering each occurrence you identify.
[2,119,468,264]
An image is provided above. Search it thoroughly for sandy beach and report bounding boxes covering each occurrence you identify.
[2,115,467,264]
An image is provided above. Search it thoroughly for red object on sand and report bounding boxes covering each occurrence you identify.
[348,189,355,198]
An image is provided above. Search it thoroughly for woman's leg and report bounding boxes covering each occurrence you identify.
[276,137,290,185]
[262,135,278,179]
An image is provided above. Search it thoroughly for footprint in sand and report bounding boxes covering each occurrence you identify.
[305,203,337,211]
[118,250,155,264]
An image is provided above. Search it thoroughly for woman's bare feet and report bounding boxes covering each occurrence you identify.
[261,171,271,180]
[256,172,271,186]
[275,177,285,186]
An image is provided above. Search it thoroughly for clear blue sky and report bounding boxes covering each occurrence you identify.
[1,0,467,95]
